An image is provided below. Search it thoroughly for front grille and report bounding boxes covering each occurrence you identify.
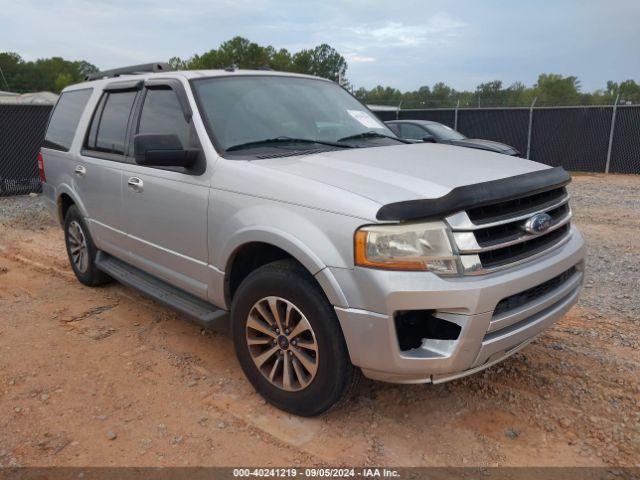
[467,187,567,225]
[494,266,577,315]
[474,203,570,247]
[478,224,570,269]
[447,186,573,274]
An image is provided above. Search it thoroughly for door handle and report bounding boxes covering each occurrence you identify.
[74,165,87,177]
[127,177,144,193]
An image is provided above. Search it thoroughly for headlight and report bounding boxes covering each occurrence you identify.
[354,221,459,275]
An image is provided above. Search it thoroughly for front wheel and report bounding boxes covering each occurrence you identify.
[231,260,359,416]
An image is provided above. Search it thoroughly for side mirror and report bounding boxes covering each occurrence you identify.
[422,134,436,143]
[134,134,198,167]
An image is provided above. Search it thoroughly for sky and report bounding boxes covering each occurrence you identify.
[1,0,639,92]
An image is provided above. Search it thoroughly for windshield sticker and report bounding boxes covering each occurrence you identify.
[347,110,383,129]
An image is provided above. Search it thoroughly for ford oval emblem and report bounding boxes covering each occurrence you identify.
[524,213,553,235]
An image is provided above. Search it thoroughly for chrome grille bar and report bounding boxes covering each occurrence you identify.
[453,207,572,254]
[458,232,573,275]
[446,187,574,275]
[445,193,571,230]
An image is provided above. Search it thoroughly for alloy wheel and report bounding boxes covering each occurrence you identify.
[245,296,319,391]
[68,220,89,273]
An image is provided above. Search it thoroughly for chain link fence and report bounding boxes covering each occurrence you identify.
[0,104,52,196]
[374,104,640,174]
[609,106,640,174]
[0,103,638,198]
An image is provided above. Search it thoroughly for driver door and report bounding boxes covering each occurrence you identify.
[121,80,211,299]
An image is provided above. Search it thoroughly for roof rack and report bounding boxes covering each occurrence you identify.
[85,62,172,81]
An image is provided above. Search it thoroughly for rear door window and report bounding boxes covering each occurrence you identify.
[43,89,92,151]
[91,91,138,155]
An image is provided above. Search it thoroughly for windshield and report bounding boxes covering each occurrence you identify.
[192,75,400,153]
[427,124,467,141]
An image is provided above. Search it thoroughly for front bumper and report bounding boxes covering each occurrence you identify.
[332,226,586,384]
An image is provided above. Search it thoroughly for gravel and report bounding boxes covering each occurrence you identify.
[0,194,55,230]
[568,175,640,322]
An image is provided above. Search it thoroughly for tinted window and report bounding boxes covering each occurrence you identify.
[386,123,400,135]
[426,124,466,141]
[138,88,189,148]
[92,91,137,155]
[400,123,427,140]
[43,89,92,151]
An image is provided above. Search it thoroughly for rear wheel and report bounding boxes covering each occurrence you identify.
[63,205,111,287]
[231,259,359,416]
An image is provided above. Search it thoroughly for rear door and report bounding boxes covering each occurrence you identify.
[78,81,141,258]
[121,79,210,299]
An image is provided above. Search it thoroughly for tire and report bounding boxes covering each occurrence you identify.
[63,205,111,287]
[231,259,360,416]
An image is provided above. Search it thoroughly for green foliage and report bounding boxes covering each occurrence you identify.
[54,73,74,92]
[175,36,347,82]
[534,73,581,105]
[0,52,97,93]
[1,38,638,107]
[356,73,636,108]
[605,79,640,104]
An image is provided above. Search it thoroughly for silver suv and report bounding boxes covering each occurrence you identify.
[40,63,585,416]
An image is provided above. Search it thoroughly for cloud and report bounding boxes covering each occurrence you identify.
[0,0,638,92]
[345,54,376,63]
[349,13,467,47]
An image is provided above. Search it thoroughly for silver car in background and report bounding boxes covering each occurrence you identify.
[40,64,585,416]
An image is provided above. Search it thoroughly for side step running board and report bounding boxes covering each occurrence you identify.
[96,252,229,333]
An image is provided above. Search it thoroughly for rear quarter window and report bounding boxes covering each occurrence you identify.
[43,88,93,151]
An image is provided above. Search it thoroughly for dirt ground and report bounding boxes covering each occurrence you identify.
[0,174,638,468]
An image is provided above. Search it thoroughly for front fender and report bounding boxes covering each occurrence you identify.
[221,225,326,275]
[209,192,364,308]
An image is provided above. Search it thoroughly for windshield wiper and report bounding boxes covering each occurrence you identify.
[226,136,354,152]
[338,131,410,143]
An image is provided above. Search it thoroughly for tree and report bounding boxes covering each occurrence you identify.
[270,48,293,72]
[0,52,97,93]
[174,37,348,83]
[0,52,23,90]
[606,79,640,104]
[2,42,638,107]
[429,82,457,107]
[304,44,347,82]
[534,74,581,106]
[54,73,74,92]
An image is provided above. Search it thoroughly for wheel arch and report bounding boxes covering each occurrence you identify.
[221,228,348,310]
[55,184,88,226]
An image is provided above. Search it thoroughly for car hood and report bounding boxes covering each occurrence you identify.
[443,138,519,154]
[253,143,548,208]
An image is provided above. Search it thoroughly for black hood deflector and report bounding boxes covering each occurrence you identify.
[376,167,571,222]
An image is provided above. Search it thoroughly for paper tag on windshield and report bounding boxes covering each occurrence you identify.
[347,110,383,129]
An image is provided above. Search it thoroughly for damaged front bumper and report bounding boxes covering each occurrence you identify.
[332,227,586,384]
